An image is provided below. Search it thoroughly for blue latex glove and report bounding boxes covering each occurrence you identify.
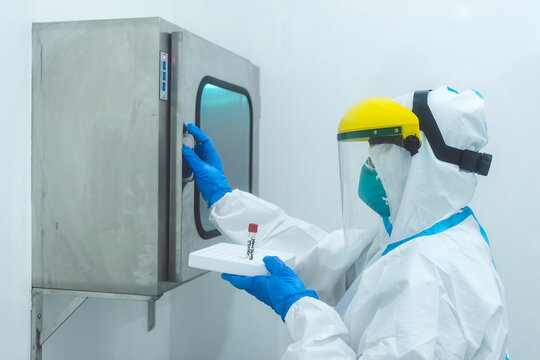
[222,256,318,322]
[182,123,232,207]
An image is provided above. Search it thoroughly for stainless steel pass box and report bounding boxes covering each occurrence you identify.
[32,18,260,296]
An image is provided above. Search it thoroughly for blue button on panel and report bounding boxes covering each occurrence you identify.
[162,61,166,70]
[162,82,166,91]
[163,72,166,81]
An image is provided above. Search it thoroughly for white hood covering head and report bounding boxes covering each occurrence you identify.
[371,86,489,243]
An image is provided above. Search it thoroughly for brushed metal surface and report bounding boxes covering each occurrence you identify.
[32,17,260,295]
[32,18,168,295]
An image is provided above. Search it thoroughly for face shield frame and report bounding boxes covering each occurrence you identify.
[337,126,421,155]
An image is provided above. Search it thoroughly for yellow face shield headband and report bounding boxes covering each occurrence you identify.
[337,97,421,155]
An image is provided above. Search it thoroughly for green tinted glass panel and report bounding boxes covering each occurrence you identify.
[198,83,251,235]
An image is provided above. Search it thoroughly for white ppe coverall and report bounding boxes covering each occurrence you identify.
[210,87,509,359]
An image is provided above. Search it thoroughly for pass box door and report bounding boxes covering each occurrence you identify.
[171,31,260,283]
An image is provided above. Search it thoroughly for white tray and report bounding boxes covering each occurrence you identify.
[189,242,295,277]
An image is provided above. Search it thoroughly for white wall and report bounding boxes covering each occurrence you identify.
[1,0,32,357]
[1,1,539,359]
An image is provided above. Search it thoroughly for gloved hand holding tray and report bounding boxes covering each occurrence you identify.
[189,242,296,277]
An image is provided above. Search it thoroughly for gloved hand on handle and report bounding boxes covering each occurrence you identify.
[222,256,318,322]
[182,123,232,207]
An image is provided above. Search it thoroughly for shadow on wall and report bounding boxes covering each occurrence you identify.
[169,272,287,360]
[41,294,165,360]
[168,273,233,359]
[39,275,239,359]
[40,272,285,360]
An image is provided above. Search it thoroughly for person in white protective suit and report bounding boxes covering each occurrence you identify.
[182,86,509,359]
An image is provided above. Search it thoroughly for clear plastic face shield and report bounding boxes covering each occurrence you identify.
[337,97,421,253]
[338,140,384,251]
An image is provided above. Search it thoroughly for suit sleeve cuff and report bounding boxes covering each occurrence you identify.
[284,296,350,343]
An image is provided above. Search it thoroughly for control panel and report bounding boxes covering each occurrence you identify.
[160,51,168,101]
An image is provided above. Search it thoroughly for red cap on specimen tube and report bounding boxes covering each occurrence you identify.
[248,223,258,233]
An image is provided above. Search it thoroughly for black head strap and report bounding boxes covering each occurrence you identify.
[412,90,492,176]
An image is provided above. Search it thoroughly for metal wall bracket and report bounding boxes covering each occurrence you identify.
[31,291,43,360]
[147,300,156,331]
[31,288,160,360]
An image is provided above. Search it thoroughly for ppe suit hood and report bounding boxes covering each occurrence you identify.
[373,86,489,243]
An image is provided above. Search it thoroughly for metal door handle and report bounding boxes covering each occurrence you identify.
[182,131,195,183]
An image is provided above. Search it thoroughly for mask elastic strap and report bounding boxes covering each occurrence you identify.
[412,90,492,176]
